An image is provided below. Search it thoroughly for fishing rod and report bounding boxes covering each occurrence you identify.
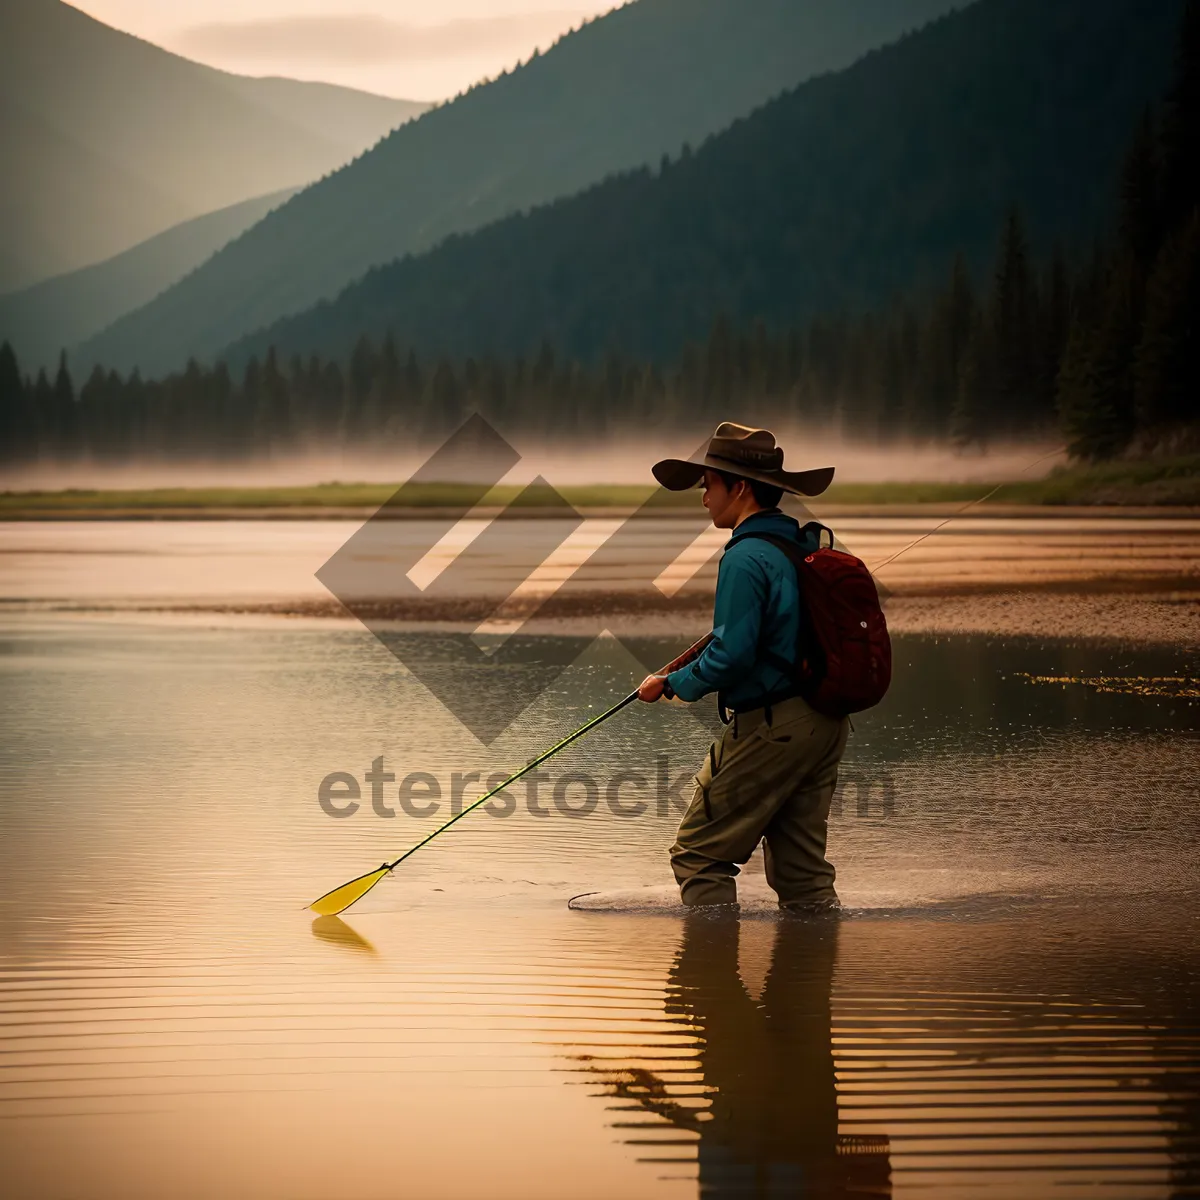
[307,631,714,916]
[310,444,1065,917]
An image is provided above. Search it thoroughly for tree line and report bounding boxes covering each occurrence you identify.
[0,0,1195,468]
[0,228,1066,465]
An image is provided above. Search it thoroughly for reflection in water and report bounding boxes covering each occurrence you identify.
[1,617,1197,1197]
[310,915,378,954]
[574,911,1200,1199]
[1171,1085,1200,1196]
[586,915,891,1198]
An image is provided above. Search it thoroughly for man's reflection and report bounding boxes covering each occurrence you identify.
[596,913,890,1198]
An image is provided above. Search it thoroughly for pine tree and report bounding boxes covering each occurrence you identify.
[0,342,26,462]
[31,368,53,459]
[260,348,291,452]
[430,360,463,433]
[946,252,976,378]
[912,255,976,436]
[241,357,263,450]
[347,336,378,440]
[640,362,668,429]
[532,341,556,399]
[208,362,238,456]
[374,333,403,437]
[1056,319,1105,460]
[704,314,734,408]
[882,307,916,439]
[1036,248,1071,420]
[991,206,1038,429]
[52,351,76,460]
[78,365,109,461]
[123,369,147,457]
[951,315,994,449]
[400,349,423,431]
[1057,252,1143,464]
[319,359,348,444]
[1135,212,1200,435]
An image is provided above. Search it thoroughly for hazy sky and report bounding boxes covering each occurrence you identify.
[70,1,620,99]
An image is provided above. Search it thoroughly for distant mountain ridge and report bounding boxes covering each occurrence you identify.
[75,0,964,377]
[218,0,1185,370]
[0,0,426,292]
[0,190,297,371]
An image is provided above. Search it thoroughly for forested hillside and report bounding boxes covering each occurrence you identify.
[224,0,1184,372]
[75,0,962,376]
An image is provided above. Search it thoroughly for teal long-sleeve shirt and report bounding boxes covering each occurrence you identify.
[666,509,819,710]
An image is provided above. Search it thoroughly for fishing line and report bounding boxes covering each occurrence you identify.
[868,446,1067,574]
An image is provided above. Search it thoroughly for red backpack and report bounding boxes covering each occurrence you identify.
[739,523,891,716]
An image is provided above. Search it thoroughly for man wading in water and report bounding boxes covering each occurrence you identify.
[637,423,885,911]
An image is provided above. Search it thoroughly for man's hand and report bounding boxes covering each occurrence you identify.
[638,674,668,703]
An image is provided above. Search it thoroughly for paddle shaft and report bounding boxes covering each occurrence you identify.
[385,631,714,871]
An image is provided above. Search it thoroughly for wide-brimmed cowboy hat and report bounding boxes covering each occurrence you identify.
[652,422,835,497]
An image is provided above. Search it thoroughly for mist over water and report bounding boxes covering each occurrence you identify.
[0,433,1065,491]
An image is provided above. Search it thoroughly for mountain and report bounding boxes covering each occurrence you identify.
[0,0,426,293]
[75,0,964,377]
[0,189,298,372]
[219,0,1186,370]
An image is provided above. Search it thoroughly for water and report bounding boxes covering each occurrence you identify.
[0,611,1197,1198]
[2,515,1197,605]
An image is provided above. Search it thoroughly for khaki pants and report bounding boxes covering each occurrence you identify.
[671,694,849,907]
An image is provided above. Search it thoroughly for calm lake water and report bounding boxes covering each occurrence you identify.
[0,609,1197,1199]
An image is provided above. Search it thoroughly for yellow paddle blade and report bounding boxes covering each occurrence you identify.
[308,866,391,916]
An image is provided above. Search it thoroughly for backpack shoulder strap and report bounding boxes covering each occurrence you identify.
[734,529,802,562]
[731,530,814,680]
[799,521,836,550]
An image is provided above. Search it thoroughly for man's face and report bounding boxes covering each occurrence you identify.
[701,469,744,529]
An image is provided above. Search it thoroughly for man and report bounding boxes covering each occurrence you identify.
[637,422,848,910]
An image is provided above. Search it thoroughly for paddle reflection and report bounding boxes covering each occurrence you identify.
[310,914,378,954]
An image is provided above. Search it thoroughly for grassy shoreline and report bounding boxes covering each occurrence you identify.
[1,456,1196,514]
